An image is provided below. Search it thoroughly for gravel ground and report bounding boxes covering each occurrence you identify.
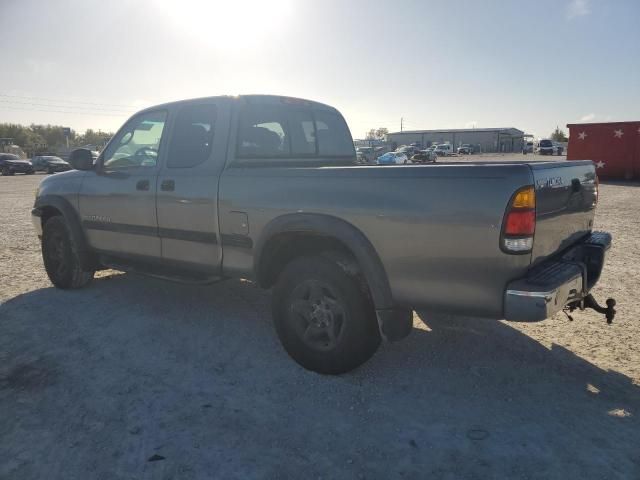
[1,169,639,479]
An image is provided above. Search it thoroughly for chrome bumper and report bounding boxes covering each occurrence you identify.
[504,231,611,321]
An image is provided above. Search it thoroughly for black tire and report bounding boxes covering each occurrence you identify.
[47,167,53,174]
[42,216,94,289]
[27,170,35,175]
[272,253,381,374]
[1,167,9,176]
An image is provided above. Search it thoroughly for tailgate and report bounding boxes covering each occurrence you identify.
[530,161,597,264]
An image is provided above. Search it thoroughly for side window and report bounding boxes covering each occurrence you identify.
[237,105,290,157]
[287,110,316,155]
[102,110,167,170]
[314,110,355,157]
[167,103,217,168]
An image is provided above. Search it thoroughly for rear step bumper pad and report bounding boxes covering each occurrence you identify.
[504,231,611,322]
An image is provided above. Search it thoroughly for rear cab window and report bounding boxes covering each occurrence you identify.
[235,100,355,165]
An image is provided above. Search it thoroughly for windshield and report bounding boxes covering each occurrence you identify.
[540,140,552,147]
[1,154,20,160]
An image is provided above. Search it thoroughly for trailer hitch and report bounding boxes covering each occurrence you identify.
[564,294,617,324]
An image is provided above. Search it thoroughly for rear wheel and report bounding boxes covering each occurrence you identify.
[2,167,12,176]
[42,216,94,289]
[272,253,381,374]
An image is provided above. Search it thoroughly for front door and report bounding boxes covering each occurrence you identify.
[79,110,168,258]
[156,99,229,272]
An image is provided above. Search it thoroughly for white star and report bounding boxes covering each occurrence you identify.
[596,161,606,169]
[614,129,624,138]
[578,131,587,140]
[637,126,640,135]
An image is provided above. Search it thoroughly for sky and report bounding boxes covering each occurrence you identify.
[1,0,638,139]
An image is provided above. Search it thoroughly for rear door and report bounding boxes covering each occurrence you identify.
[529,161,597,264]
[156,99,231,272]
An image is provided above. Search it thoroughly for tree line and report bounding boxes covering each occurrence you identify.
[0,123,113,156]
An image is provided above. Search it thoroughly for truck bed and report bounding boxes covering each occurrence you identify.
[219,160,597,319]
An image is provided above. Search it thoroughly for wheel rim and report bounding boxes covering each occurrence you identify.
[44,230,68,278]
[288,279,347,351]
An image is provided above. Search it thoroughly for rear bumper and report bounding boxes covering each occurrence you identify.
[504,231,611,321]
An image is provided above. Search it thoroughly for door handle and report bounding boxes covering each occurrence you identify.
[161,179,175,191]
[136,179,150,191]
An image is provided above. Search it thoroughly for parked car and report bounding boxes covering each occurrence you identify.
[32,94,614,374]
[356,147,375,164]
[411,149,437,163]
[377,151,410,165]
[522,141,534,154]
[536,139,555,155]
[433,144,454,156]
[396,145,421,158]
[31,155,72,174]
[457,144,473,155]
[0,153,34,175]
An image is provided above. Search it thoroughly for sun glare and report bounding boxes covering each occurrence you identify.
[153,0,293,52]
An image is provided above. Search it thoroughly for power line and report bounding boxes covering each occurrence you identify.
[0,93,138,108]
[0,99,134,113]
[0,105,130,117]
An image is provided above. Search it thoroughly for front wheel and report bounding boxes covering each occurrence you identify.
[272,253,381,374]
[2,167,12,176]
[42,216,94,289]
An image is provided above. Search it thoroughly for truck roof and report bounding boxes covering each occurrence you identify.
[137,94,337,114]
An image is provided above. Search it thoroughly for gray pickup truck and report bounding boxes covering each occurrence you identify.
[32,95,614,374]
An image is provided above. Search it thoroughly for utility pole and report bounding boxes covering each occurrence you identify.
[400,117,403,132]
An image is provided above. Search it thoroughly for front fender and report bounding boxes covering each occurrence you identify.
[34,194,96,270]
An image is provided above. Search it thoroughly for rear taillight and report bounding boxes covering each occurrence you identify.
[501,185,535,253]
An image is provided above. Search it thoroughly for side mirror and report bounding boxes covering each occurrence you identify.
[68,148,94,171]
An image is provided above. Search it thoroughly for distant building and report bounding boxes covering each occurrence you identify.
[387,127,525,153]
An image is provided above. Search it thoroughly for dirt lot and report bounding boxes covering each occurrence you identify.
[1,169,639,479]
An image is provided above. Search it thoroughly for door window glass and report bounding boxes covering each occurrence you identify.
[167,104,217,168]
[102,110,167,169]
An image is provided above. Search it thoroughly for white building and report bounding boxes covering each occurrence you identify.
[387,127,525,153]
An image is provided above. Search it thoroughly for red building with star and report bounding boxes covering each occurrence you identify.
[567,121,640,180]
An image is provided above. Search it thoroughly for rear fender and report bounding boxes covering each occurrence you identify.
[254,213,413,341]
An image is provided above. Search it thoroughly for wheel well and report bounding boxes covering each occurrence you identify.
[40,206,62,227]
[258,232,362,289]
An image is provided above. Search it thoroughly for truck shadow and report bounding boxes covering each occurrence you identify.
[1,273,639,478]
